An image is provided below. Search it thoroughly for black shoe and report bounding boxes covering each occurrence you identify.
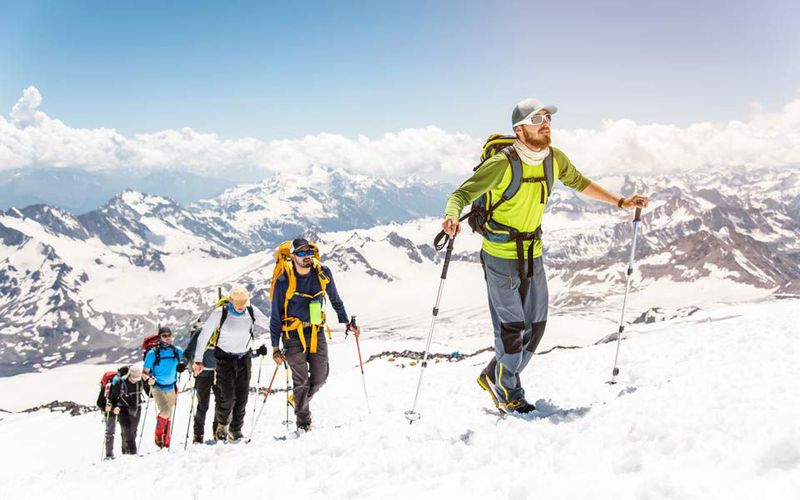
[227,429,244,442]
[193,434,204,444]
[297,423,311,432]
[502,399,536,414]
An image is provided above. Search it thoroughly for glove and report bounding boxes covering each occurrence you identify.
[256,344,268,357]
[176,362,186,373]
[273,348,285,365]
[346,318,360,338]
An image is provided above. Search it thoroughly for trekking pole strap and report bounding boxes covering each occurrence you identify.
[434,212,471,251]
[433,230,447,252]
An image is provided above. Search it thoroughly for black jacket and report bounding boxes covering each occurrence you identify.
[182,325,218,370]
[109,378,146,409]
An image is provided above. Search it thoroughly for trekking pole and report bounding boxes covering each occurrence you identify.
[167,373,181,450]
[609,206,644,385]
[100,408,110,460]
[245,364,280,444]
[284,361,290,433]
[137,391,152,454]
[248,351,264,436]
[183,372,197,450]
[405,230,457,423]
[350,316,371,414]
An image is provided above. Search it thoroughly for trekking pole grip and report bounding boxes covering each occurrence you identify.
[634,207,642,222]
[440,236,455,279]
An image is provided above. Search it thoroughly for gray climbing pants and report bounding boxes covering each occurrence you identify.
[480,250,548,404]
[285,331,330,427]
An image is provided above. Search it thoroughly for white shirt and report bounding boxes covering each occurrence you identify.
[194,305,270,360]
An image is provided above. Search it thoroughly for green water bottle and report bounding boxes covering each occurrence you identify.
[309,300,322,325]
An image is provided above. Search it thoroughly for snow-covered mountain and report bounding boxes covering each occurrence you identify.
[1,165,798,375]
[0,167,452,374]
[190,165,454,252]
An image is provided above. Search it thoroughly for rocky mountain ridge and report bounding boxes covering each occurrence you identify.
[0,165,797,375]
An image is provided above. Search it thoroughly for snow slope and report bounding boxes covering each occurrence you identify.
[1,299,798,500]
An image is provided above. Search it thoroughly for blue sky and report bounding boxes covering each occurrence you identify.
[1,0,798,141]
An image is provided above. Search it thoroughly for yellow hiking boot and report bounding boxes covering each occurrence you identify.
[476,374,500,409]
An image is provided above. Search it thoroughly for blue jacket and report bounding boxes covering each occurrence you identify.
[270,265,348,347]
[143,344,184,390]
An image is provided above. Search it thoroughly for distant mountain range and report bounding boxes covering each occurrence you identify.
[1,164,798,375]
[0,167,239,214]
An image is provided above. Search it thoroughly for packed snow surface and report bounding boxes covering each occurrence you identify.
[1,299,798,499]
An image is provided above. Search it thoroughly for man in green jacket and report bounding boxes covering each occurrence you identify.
[442,98,649,414]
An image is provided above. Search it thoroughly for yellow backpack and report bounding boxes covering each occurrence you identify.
[269,240,331,353]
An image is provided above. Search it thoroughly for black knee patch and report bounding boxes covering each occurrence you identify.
[526,320,547,353]
[500,322,526,354]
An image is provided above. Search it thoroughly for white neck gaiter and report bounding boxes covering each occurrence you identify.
[513,139,549,165]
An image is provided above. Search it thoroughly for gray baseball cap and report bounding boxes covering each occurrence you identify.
[512,98,557,128]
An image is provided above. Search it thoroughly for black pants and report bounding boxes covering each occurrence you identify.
[213,354,251,433]
[104,407,141,456]
[285,332,330,427]
[193,371,219,437]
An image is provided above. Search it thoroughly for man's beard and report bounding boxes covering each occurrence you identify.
[296,257,312,269]
[522,128,551,150]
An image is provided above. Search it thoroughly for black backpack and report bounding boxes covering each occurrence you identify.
[96,366,129,409]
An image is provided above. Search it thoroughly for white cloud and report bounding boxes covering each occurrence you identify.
[9,86,46,127]
[556,99,800,175]
[1,86,799,181]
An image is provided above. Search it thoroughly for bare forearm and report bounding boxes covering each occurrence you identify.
[581,181,621,206]
[581,182,650,210]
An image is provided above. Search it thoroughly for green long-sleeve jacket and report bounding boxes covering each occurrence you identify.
[445,146,591,259]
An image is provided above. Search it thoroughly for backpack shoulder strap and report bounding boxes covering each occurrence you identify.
[218,305,229,333]
[246,305,256,343]
[246,305,255,324]
[315,263,329,294]
[543,149,554,198]
[487,146,523,212]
